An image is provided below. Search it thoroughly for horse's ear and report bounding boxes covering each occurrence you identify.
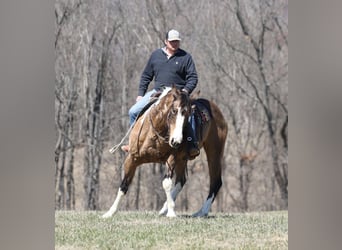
[170,84,178,94]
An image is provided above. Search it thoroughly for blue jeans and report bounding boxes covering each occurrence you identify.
[128,89,157,126]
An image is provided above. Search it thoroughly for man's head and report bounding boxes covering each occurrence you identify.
[165,29,181,53]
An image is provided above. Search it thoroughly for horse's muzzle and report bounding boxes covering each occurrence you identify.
[170,138,181,148]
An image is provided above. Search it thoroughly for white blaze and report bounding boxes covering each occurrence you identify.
[170,107,185,145]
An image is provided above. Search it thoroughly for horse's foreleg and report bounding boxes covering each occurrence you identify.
[102,156,138,218]
[161,177,177,217]
[160,157,182,218]
[159,159,187,217]
[158,181,183,216]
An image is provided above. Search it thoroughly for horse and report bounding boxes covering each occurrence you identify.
[102,86,228,218]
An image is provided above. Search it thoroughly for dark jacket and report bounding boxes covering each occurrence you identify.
[138,48,198,96]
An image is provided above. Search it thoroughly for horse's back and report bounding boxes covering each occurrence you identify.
[193,98,228,142]
[207,99,228,133]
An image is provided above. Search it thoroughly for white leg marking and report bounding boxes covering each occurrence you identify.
[159,201,168,216]
[102,189,124,218]
[162,178,177,217]
[170,108,185,146]
[192,193,215,217]
[159,182,182,216]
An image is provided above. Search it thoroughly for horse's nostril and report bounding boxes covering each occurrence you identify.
[170,138,180,148]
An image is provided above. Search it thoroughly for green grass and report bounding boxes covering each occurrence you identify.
[55,210,288,250]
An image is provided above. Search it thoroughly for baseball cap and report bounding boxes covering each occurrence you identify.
[166,29,181,41]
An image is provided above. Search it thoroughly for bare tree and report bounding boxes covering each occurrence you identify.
[230,0,288,207]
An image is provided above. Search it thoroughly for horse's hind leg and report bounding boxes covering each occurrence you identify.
[102,155,138,218]
[193,138,224,217]
[192,154,222,217]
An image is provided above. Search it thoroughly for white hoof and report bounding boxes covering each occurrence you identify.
[166,210,177,218]
[158,202,168,216]
[102,210,115,218]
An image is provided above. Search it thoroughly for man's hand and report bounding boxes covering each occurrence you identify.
[136,96,143,102]
[181,89,189,95]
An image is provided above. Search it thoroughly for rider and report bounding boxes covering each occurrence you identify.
[121,29,200,159]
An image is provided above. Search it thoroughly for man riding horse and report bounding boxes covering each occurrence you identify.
[121,29,200,159]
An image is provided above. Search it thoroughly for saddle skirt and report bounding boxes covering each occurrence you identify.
[192,98,212,141]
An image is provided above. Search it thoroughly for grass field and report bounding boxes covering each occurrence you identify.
[55,210,288,250]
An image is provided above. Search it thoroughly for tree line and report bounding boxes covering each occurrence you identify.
[55,0,288,212]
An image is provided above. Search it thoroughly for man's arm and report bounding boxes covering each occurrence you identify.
[183,55,198,94]
[138,54,154,96]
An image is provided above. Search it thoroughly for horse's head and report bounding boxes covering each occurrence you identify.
[162,87,191,148]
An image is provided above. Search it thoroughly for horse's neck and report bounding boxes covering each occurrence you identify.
[149,104,167,131]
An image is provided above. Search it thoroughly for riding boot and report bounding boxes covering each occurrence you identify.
[186,114,200,159]
[121,145,130,153]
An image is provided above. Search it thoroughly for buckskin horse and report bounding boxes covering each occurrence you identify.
[103,86,228,218]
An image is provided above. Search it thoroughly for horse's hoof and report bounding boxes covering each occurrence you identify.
[159,203,168,216]
[192,210,208,218]
[166,211,177,218]
[159,209,167,216]
[102,212,113,218]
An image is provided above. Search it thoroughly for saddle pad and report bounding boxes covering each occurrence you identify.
[190,99,212,141]
[193,99,212,125]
